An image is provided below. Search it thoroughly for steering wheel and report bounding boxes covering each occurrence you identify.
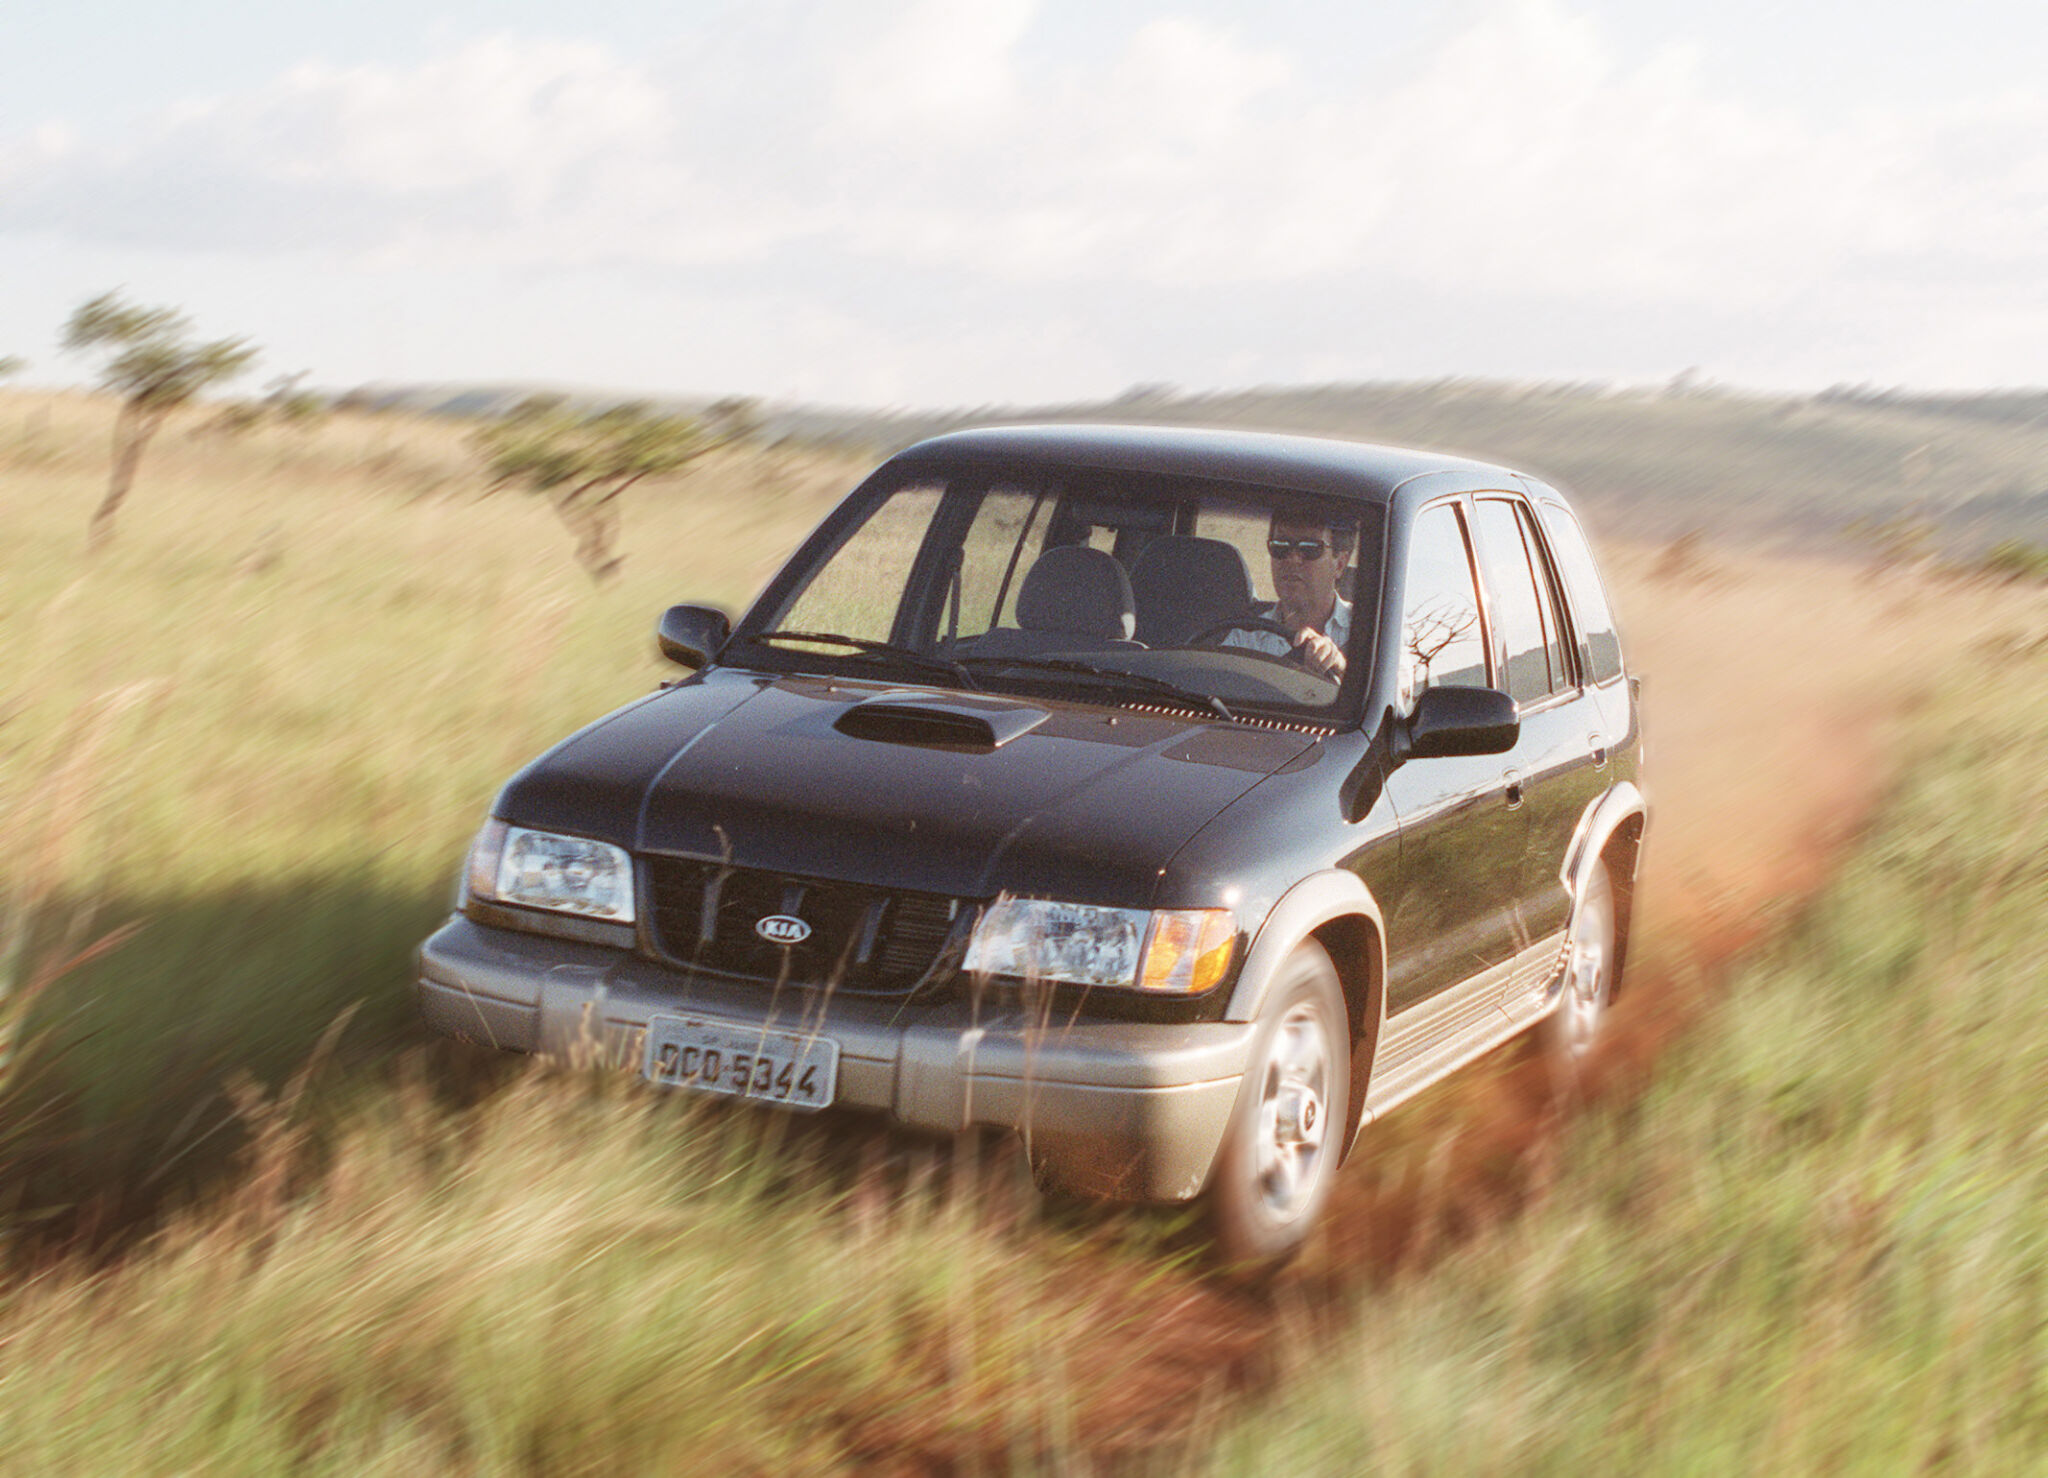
[1185,613,1301,648]
[1186,612,1343,682]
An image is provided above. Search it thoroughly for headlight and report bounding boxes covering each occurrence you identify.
[965,899,1236,994]
[465,820,636,924]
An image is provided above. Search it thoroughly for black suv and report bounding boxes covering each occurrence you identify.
[419,424,1645,1261]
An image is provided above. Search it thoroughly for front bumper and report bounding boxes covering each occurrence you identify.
[417,916,1254,1202]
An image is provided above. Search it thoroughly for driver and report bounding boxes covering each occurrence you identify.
[1223,511,1355,679]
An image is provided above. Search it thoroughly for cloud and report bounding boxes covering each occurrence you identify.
[828,0,1036,138]
[0,36,691,260]
[2,0,2040,394]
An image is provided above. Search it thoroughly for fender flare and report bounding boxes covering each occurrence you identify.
[1558,780,1648,995]
[1224,870,1388,1161]
[1224,869,1386,1025]
[1559,780,1648,900]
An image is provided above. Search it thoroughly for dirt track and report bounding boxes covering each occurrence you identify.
[1297,551,2048,1276]
[1610,549,2045,952]
[661,553,2048,1478]
[1016,553,2048,1468]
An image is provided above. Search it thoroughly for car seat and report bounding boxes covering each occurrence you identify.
[971,544,1138,657]
[1128,535,1257,646]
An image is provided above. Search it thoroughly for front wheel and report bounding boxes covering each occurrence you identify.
[1208,938,1350,1268]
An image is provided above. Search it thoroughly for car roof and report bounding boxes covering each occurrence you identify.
[884,422,1523,505]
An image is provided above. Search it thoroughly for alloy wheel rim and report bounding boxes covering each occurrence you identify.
[1563,879,1614,1059]
[1252,1002,1332,1219]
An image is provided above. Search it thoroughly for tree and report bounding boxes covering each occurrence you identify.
[207,371,327,437]
[700,395,764,445]
[473,398,718,583]
[0,356,24,380]
[62,291,258,551]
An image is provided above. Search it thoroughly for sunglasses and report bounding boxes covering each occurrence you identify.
[1267,537,1332,560]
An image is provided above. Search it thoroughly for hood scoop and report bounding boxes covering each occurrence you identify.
[834,691,1051,752]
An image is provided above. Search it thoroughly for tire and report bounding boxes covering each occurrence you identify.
[1542,856,1617,1072]
[1208,938,1350,1268]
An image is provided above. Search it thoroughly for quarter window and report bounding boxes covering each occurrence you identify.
[1536,502,1624,683]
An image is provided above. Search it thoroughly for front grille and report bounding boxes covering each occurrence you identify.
[645,858,966,994]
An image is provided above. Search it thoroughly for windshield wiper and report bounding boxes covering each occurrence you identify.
[739,629,980,690]
[958,654,1233,721]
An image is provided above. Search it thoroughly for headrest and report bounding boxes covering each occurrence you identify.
[1128,536,1256,646]
[1016,544,1137,641]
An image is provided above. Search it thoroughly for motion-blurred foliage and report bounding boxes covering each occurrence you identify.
[1206,654,2048,1474]
[472,396,724,583]
[62,291,259,550]
[0,387,860,1234]
[1,380,2044,1472]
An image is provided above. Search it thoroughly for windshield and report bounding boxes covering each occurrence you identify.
[734,462,1384,720]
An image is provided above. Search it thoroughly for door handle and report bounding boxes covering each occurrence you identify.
[1589,732,1609,768]
[1504,768,1525,809]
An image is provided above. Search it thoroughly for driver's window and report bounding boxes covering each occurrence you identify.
[1400,502,1489,709]
[777,484,942,641]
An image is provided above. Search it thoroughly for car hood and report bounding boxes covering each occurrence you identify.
[496,670,1320,907]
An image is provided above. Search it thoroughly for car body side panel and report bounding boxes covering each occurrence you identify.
[1149,730,1399,1017]
[1366,931,1565,1118]
[1507,696,1604,944]
[1379,750,1526,1012]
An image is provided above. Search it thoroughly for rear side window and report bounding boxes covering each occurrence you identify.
[1517,502,1573,691]
[1399,502,1489,707]
[1536,501,1624,683]
[1471,498,1559,704]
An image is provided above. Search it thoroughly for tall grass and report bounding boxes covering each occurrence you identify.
[6,385,2046,1471]
[0,685,154,1214]
[1196,665,2048,1471]
[0,390,863,1228]
[0,1056,1248,1473]
[3,574,2038,1473]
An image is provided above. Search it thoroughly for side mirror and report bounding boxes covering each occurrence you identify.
[1405,685,1519,759]
[657,604,731,669]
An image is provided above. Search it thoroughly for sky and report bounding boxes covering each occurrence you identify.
[1,0,2042,407]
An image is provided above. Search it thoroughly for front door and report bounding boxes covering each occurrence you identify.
[1381,498,1526,1015]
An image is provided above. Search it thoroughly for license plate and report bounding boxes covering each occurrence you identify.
[642,1014,839,1111]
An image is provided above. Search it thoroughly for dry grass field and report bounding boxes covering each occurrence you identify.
[2,386,2044,1471]
[1,390,864,1213]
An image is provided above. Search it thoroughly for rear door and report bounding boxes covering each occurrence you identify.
[1467,495,1603,965]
